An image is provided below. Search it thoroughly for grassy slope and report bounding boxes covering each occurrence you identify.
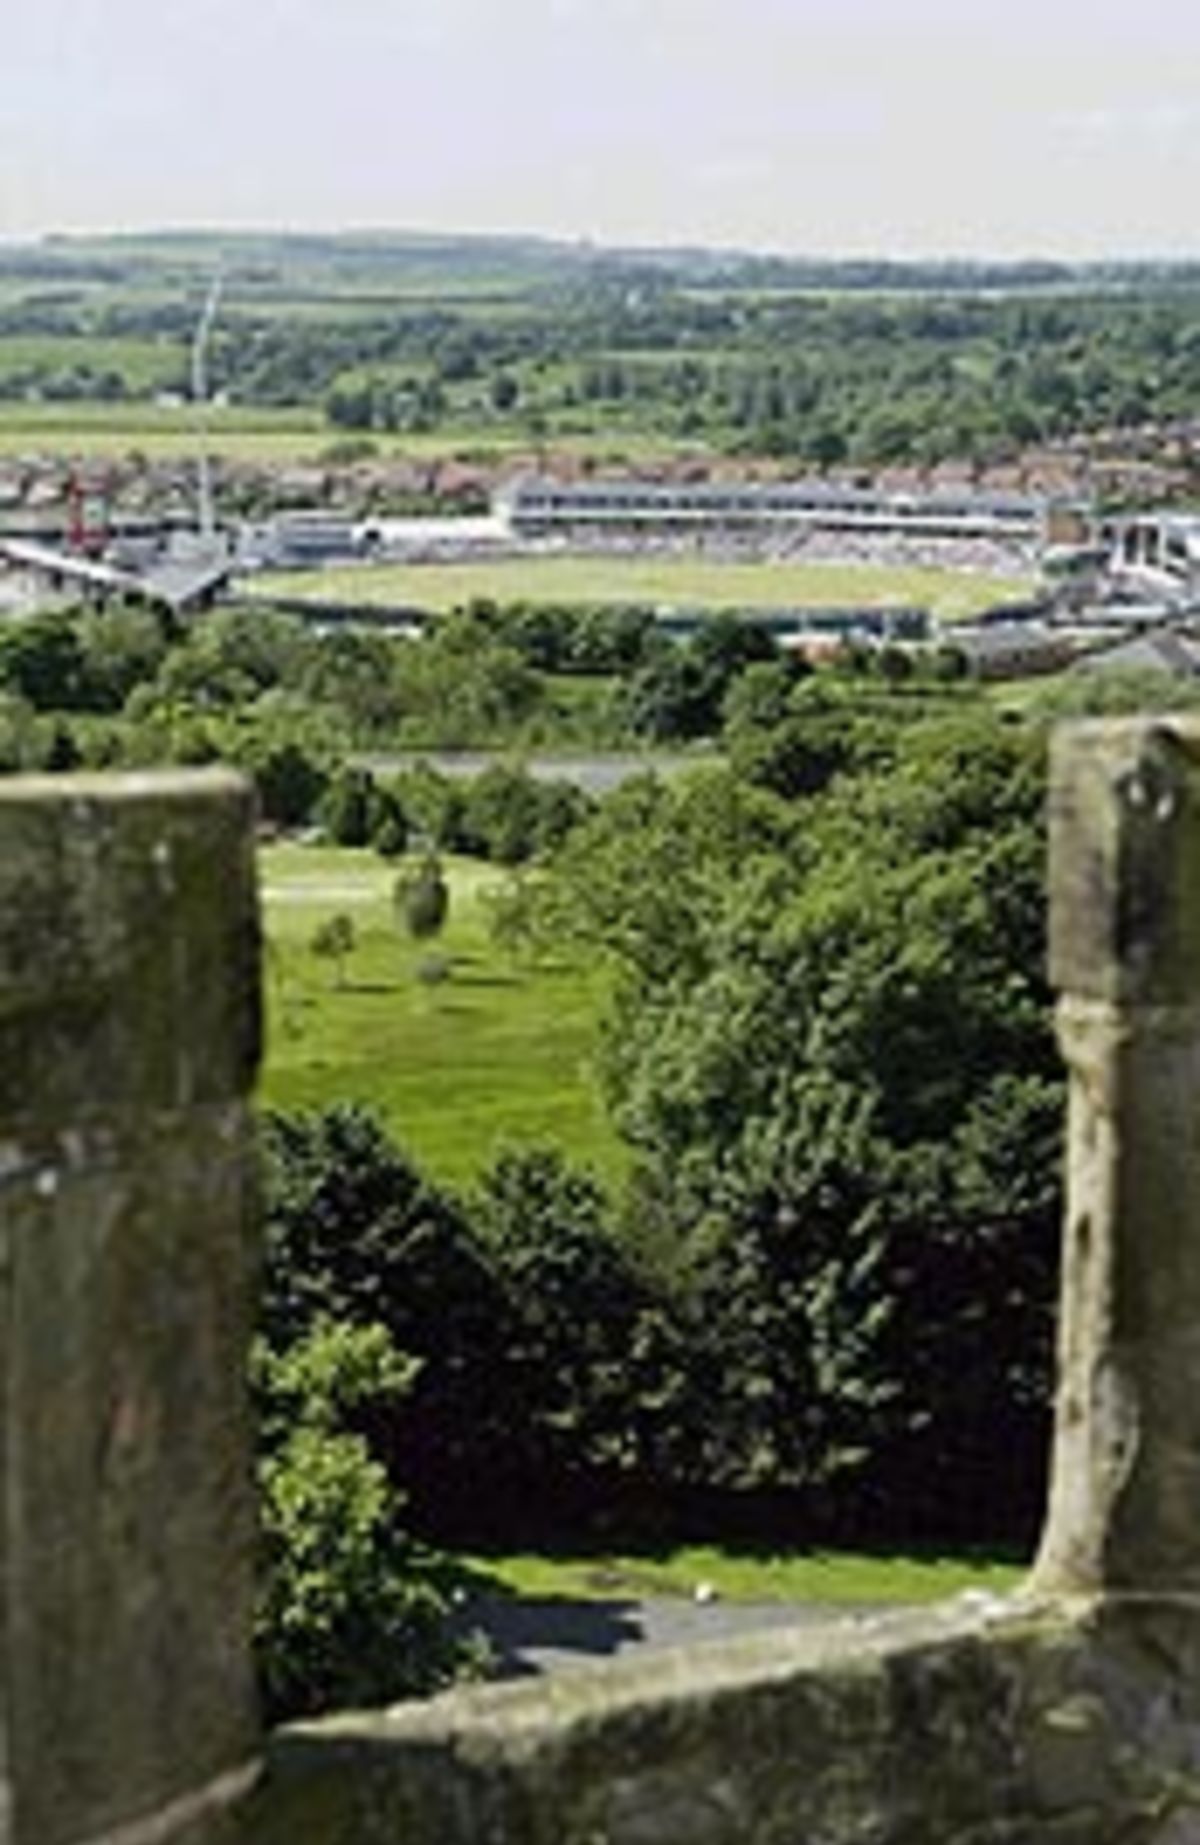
[251,555,1032,620]
[258,842,622,1187]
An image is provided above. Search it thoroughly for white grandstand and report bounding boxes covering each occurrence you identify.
[495,476,1057,547]
[1103,511,1200,597]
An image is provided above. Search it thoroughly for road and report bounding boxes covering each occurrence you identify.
[352,750,715,795]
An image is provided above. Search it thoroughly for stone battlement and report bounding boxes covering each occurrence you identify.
[5,729,1200,1843]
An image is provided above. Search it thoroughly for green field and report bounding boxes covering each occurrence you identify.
[471,1546,1026,1605]
[258,842,621,1186]
[251,554,1032,620]
[0,404,705,465]
[0,400,324,459]
[0,334,184,390]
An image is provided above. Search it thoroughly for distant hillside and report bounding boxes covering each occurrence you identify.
[10,229,1200,302]
[0,231,1196,487]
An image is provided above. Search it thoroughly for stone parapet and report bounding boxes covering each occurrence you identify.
[12,728,1200,1843]
[247,1596,1200,1843]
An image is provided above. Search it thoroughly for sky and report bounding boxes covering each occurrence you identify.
[3,0,1199,260]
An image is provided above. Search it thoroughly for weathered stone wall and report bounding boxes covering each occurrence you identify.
[1035,719,1200,1598]
[0,771,262,1845]
[12,729,1200,1845]
[248,1598,1200,1844]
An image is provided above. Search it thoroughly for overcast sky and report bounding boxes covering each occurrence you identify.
[3,0,1198,258]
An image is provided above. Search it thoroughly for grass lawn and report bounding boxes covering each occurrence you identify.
[0,407,708,466]
[257,842,622,1188]
[250,554,1033,620]
[468,1546,1026,1605]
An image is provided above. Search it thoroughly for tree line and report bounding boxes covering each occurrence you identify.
[2,255,1199,475]
[0,596,980,815]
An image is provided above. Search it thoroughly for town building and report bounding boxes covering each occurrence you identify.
[495,476,1066,547]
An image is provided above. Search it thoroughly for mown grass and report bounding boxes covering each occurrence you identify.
[258,842,622,1187]
[469,1546,1026,1605]
[251,554,1031,620]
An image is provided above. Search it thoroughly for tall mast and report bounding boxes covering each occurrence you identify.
[191,272,223,547]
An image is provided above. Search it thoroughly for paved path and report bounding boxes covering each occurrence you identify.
[454,1593,877,1681]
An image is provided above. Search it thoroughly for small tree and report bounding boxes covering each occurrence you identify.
[394,854,449,942]
[253,1319,463,1720]
[311,912,356,989]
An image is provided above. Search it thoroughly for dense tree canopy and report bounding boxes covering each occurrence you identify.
[518,710,1060,1537]
[254,703,1063,1553]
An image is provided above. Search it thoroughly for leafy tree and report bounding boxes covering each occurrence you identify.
[393,614,542,747]
[368,785,409,858]
[721,659,802,733]
[489,370,520,411]
[325,380,375,429]
[259,1107,521,1538]
[250,737,328,828]
[875,644,914,687]
[461,764,541,863]
[260,1107,693,1544]
[389,763,468,851]
[254,1319,463,1720]
[474,1148,678,1488]
[318,766,376,847]
[530,712,1060,1540]
[394,854,449,940]
[0,612,89,710]
[41,720,82,771]
[310,912,356,988]
[301,628,404,736]
[152,608,313,710]
[624,645,713,742]
[0,692,43,770]
[75,604,173,711]
[723,677,864,798]
[625,616,780,742]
